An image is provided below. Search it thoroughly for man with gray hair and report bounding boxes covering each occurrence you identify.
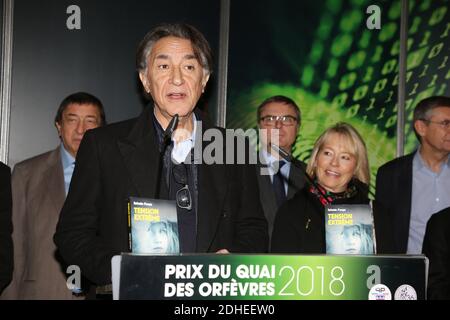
[375,96,450,254]
[54,23,268,298]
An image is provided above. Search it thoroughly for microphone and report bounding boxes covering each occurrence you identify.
[163,114,179,145]
[156,114,179,198]
[270,144,329,203]
[270,144,301,169]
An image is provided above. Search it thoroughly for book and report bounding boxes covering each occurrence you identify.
[325,203,376,255]
[128,196,180,254]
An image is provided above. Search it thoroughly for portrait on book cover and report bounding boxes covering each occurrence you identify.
[325,204,375,255]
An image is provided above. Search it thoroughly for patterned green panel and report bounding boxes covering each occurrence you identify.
[227,0,450,196]
[404,0,450,153]
[227,0,401,196]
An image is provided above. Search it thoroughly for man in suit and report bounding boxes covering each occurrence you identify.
[375,96,450,254]
[54,23,268,297]
[2,92,105,299]
[0,161,12,295]
[422,206,450,300]
[256,95,306,244]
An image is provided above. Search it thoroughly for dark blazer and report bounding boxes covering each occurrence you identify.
[422,206,450,300]
[271,181,370,254]
[0,162,12,294]
[375,152,415,253]
[256,159,306,242]
[54,107,268,285]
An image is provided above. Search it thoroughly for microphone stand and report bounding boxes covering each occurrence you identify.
[156,114,179,198]
[270,144,330,204]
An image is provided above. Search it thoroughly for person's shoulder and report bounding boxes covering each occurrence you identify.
[10,149,60,184]
[85,116,139,141]
[196,111,227,136]
[377,151,415,173]
[292,185,309,199]
[424,208,450,247]
[281,187,309,212]
[353,179,370,200]
[292,158,307,171]
[14,148,58,172]
[429,207,450,227]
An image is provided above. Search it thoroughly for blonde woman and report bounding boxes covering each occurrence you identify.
[271,122,371,253]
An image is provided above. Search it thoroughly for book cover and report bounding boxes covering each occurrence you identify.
[128,197,179,254]
[325,203,376,255]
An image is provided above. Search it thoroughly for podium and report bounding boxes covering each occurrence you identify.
[112,254,428,300]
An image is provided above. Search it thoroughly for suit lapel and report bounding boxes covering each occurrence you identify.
[397,153,414,252]
[287,161,306,199]
[197,163,227,251]
[26,148,65,280]
[117,107,160,198]
[43,147,66,212]
[196,119,228,252]
[256,163,278,224]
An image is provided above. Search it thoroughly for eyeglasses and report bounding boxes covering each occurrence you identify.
[172,164,192,210]
[260,115,298,126]
[420,119,450,130]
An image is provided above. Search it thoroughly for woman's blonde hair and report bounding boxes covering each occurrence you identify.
[306,122,370,185]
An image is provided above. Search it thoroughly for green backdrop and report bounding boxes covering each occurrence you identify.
[226,0,449,195]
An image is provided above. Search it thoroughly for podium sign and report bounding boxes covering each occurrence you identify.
[115,254,427,300]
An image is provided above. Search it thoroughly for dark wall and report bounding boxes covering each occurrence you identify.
[8,0,220,166]
[0,1,3,54]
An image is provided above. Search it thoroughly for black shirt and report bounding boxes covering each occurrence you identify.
[151,111,198,253]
